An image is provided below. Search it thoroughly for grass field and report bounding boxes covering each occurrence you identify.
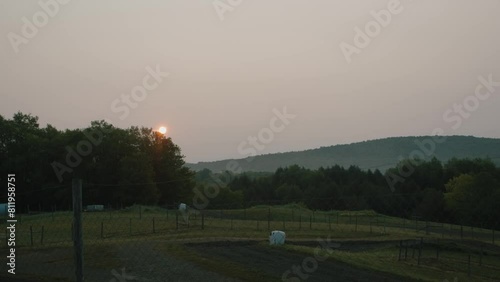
[1,205,499,281]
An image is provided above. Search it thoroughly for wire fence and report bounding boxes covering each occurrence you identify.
[396,238,500,280]
[1,180,499,281]
[3,206,499,249]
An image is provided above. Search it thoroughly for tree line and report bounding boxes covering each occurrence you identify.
[2,112,499,229]
[0,112,194,211]
[197,157,500,229]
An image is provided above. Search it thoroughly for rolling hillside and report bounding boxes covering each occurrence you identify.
[187,136,500,172]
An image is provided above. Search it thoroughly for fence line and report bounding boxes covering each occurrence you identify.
[1,183,499,281]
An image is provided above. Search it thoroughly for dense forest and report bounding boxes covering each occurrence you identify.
[2,112,499,229]
[196,159,500,229]
[0,112,194,210]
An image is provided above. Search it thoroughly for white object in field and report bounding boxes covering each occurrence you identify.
[178,203,187,212]
[178,203,189,224]
[86,205,104,212]
[269,230,286,245]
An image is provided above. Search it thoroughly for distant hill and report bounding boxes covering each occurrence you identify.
[187,136,500,172]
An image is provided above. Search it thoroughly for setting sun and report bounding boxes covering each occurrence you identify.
[158,126,167,135]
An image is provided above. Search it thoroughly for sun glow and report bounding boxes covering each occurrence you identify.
[158,126,167,135]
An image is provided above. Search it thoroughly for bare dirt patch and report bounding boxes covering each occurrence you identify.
[1,238,419,281]
[186,240,413,281]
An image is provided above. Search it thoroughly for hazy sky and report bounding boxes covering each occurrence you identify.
[1,0,500,163]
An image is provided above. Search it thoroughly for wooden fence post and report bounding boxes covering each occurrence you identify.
[436,239,439,260]
[129,218,132,236]
[398,240,402,261]
[468,255,471,277]
[72,178,84,282]
[267,208,271,231]
[404,241,408,260]
[41,226,44,245]
[417,237,423,266]
[479,245,483,266]
[30,226,33,247]
[383,217,386,234]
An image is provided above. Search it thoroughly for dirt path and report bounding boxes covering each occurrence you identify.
[1,238,416,281]
[1,242,240,282]
[186,240,412,282]
[105,241,240,282]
